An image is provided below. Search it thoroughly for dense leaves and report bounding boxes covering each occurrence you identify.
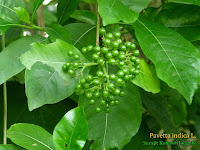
[53,106,88,150]
[168,0,200,6]
[97,0,139,26]
[155,3,200,41]
[80,82,142,150]
[0,36,43,85]
[7,123,55,150]
[134,18,200,104]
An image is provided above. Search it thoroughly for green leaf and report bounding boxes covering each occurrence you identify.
[0,36,43,85]
[7,123,55,150]
[80,82,142,150]
[0,19,11,34]
[168,0,200,6]
[132,59,160,93]
[57,0,81,25]
[159,82,187,126]
[122,122,166,150]
[45,24,71,43]
[133,18,200,104]
[53,106,88,150]
[0,145,25,150]
[14,7,30,24]
[155,3,200,41]
[65,23,96,61]
[122,0,152,13]
[0,82,77,143]
[97,0,139,26]
[140,89,177,133]
[20,39,89,81]
[32,0,44,23]
[0,0,25,23]
[26,62,75,111]
[71,10,97,25]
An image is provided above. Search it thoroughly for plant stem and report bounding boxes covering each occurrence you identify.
[2,34,7,144]
[95,3,100,46]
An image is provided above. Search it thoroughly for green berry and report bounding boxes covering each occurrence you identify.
[118,61,125,67]
[94,92,101,98]
[116,38,122,44]
[124,75,130,81]
[120,91,125,97]
[109,58,116,64]
[112,49,119,57]
[96,107,102,112]
[100,27,106,35]
[130,67,136,74]
[106,108,110,113]
[83,83,90,89]
[109,100,115,106]
[101,47,109,54]
[108,95,115,101]
[103,38,111,46]
[116,78,123,85]
[103,90,109,97]
[93,79,100,85]
[80,78,86,84]
[135,58,140,65]
[68,69,75,75]
[94,46,101,52]
[92,53,99,60]
[125,41,132,48]
[108,82,115,89]
[131,43,136,50]
[62,64,69,72]
[133,50,140,56]
[117,70,124,78]
[86,92,93,99]
[76,84,82,89]
[115,100,119,105]
[105,52,112,59]
[113,32,121,38]
[81,47,87,53]
[112,41,119,48]
[133,70,140,75]
[109,74,116,80]
[73,62,79,68]
[114,89,120,95]
[87,45,93,51]
[98,58,104,65]
[119,45,126,51]
[74,54,80,60]
[97,71,104,77]
[89,99,95,105]
[135,65,140,70]
[86,74,93,82]
[122,68,129,75]
[68,51,74,57]
[119,54,125,61]
[106,33,114,39]
[100,100,106,105]
[130,56,136,62]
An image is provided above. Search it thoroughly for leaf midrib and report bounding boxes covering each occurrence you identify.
[137,19,188,94]
[8,131,53,150]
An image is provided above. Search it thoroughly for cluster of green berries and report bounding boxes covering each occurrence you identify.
[62,51,82,76]
[62,27,141,113]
